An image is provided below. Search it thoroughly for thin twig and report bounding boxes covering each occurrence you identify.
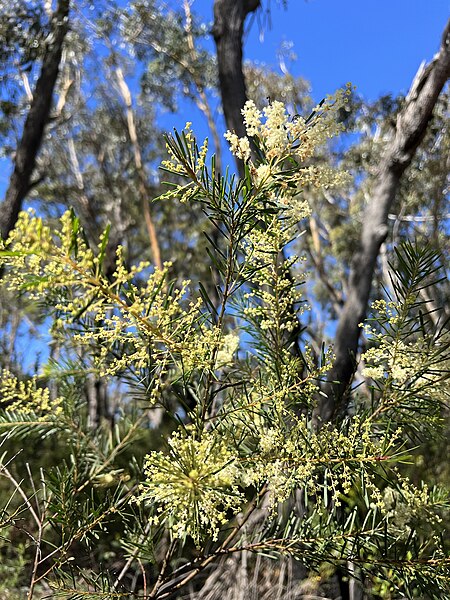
[1,465,41,529]
[112,520,153,590]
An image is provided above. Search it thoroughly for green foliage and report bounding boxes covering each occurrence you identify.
[361,242,450,428]
[0,99,449,598]
[1,2,448,597]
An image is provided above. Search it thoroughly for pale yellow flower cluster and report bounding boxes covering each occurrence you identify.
[244,415,391,509]
[362,340,423,383]
[134,403,400,544]
[242,223,307,334]
[216,332,240,367]
[0,211,239,385]
[0,210,95,300]
[0,369,62,419]
[178,327,239,374]
[361,299,435,385]
[383,479,443,538]
[70,271,202,379]
[134,430,244,545]
[224,87,353,219]
[223,131,251,161]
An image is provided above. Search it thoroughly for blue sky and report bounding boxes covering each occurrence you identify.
[193,0,449,101]
[156,0,450,159]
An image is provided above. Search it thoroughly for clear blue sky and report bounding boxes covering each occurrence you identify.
[195,0,449,101]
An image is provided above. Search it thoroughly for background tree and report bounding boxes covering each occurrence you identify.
[0,0,70,239]
[213,0,260,167]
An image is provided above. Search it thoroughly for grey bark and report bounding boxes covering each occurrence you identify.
[212,0,260,176]
[0,0,70,239]
[319,18,450,423]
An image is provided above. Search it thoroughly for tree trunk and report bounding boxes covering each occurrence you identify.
[0,0,70,239]
[319,18,450,423]
[212,0,260,176]
[213,0,302,358]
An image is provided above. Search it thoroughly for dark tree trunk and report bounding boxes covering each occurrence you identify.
[0,0,70,239]
[319,19,450,423]
[213,0,303,358]
[212,0,260,176]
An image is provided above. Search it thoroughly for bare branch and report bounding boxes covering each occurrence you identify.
[115,65,163,271]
